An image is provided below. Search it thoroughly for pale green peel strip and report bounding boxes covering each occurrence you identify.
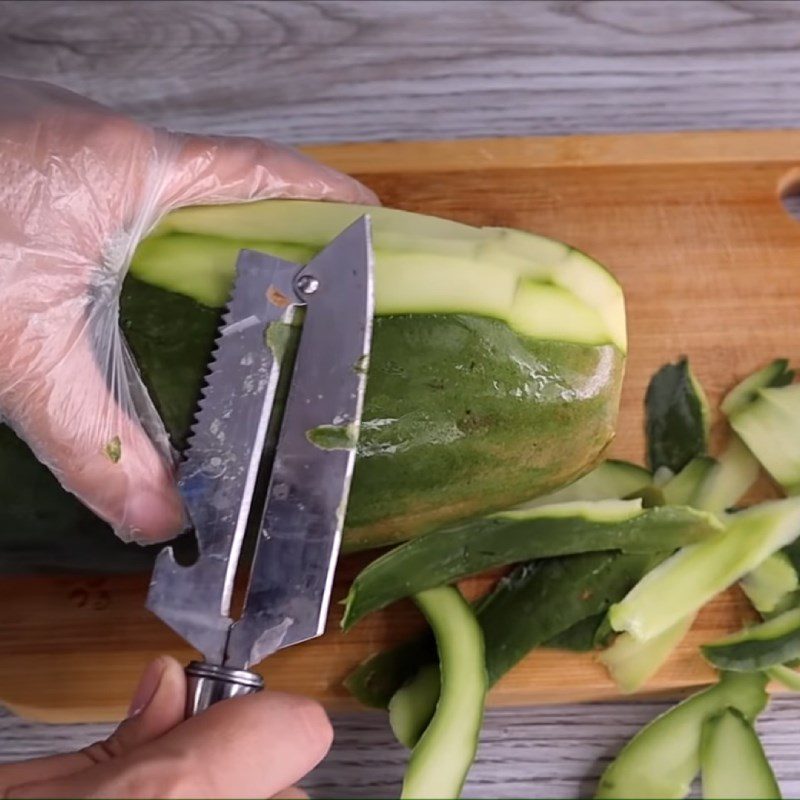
[600,613,696,694]
[731,384,800,494]
[401,586,486,800]
[137,200,627,351]
[498,498,644,523]
[610,498,800,642]
[766,664,800,691]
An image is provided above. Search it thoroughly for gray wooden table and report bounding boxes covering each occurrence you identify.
[2,1,800,797]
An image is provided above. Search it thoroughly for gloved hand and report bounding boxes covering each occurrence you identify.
[0,656,331,798]
[0,77,377,544]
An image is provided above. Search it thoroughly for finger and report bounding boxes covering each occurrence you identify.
[109,656,186,751]
[272,787,309,799]
[0,312,184,543]
[0,657,184,796]
[7,691,333,799]
[129,690,334,798]
[157,132,379,210]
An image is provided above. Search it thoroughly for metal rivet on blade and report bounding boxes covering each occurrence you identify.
[296,275,320,295]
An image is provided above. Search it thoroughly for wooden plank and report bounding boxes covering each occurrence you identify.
[305,130,800,171]
[2,1,800,143]
[3,130,800,722]
[5,697,800,799]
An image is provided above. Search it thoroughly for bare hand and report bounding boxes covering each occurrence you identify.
[0,657,332,798]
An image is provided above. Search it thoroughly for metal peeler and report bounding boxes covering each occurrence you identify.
[146,215,374,716]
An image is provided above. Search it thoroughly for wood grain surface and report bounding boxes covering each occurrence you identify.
[3,128,800,723]
[4,698,800,799]
[3,0,800,144]
[4,2,800,797]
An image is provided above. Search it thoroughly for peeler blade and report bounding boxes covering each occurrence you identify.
[146,215,374,670]
[226,216,374,667]
[146,249,303,664]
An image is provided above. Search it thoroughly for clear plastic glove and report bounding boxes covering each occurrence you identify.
[0,77,377,544]
[0,656,331,798]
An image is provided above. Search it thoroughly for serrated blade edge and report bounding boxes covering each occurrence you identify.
[146,250,302,663]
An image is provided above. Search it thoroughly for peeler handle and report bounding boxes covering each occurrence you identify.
[184,660,264,717]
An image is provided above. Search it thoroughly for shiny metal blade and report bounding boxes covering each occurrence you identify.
[146,250,303,664]
[226,216,374,667]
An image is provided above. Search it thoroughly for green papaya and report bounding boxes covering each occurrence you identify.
[0,201,626,569]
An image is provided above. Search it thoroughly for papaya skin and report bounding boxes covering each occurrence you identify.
[120,279,622,551]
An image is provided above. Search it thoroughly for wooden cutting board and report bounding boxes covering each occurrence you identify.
[4,130,800,723]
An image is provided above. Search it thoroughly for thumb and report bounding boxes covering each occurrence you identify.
[156,131,379,210]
